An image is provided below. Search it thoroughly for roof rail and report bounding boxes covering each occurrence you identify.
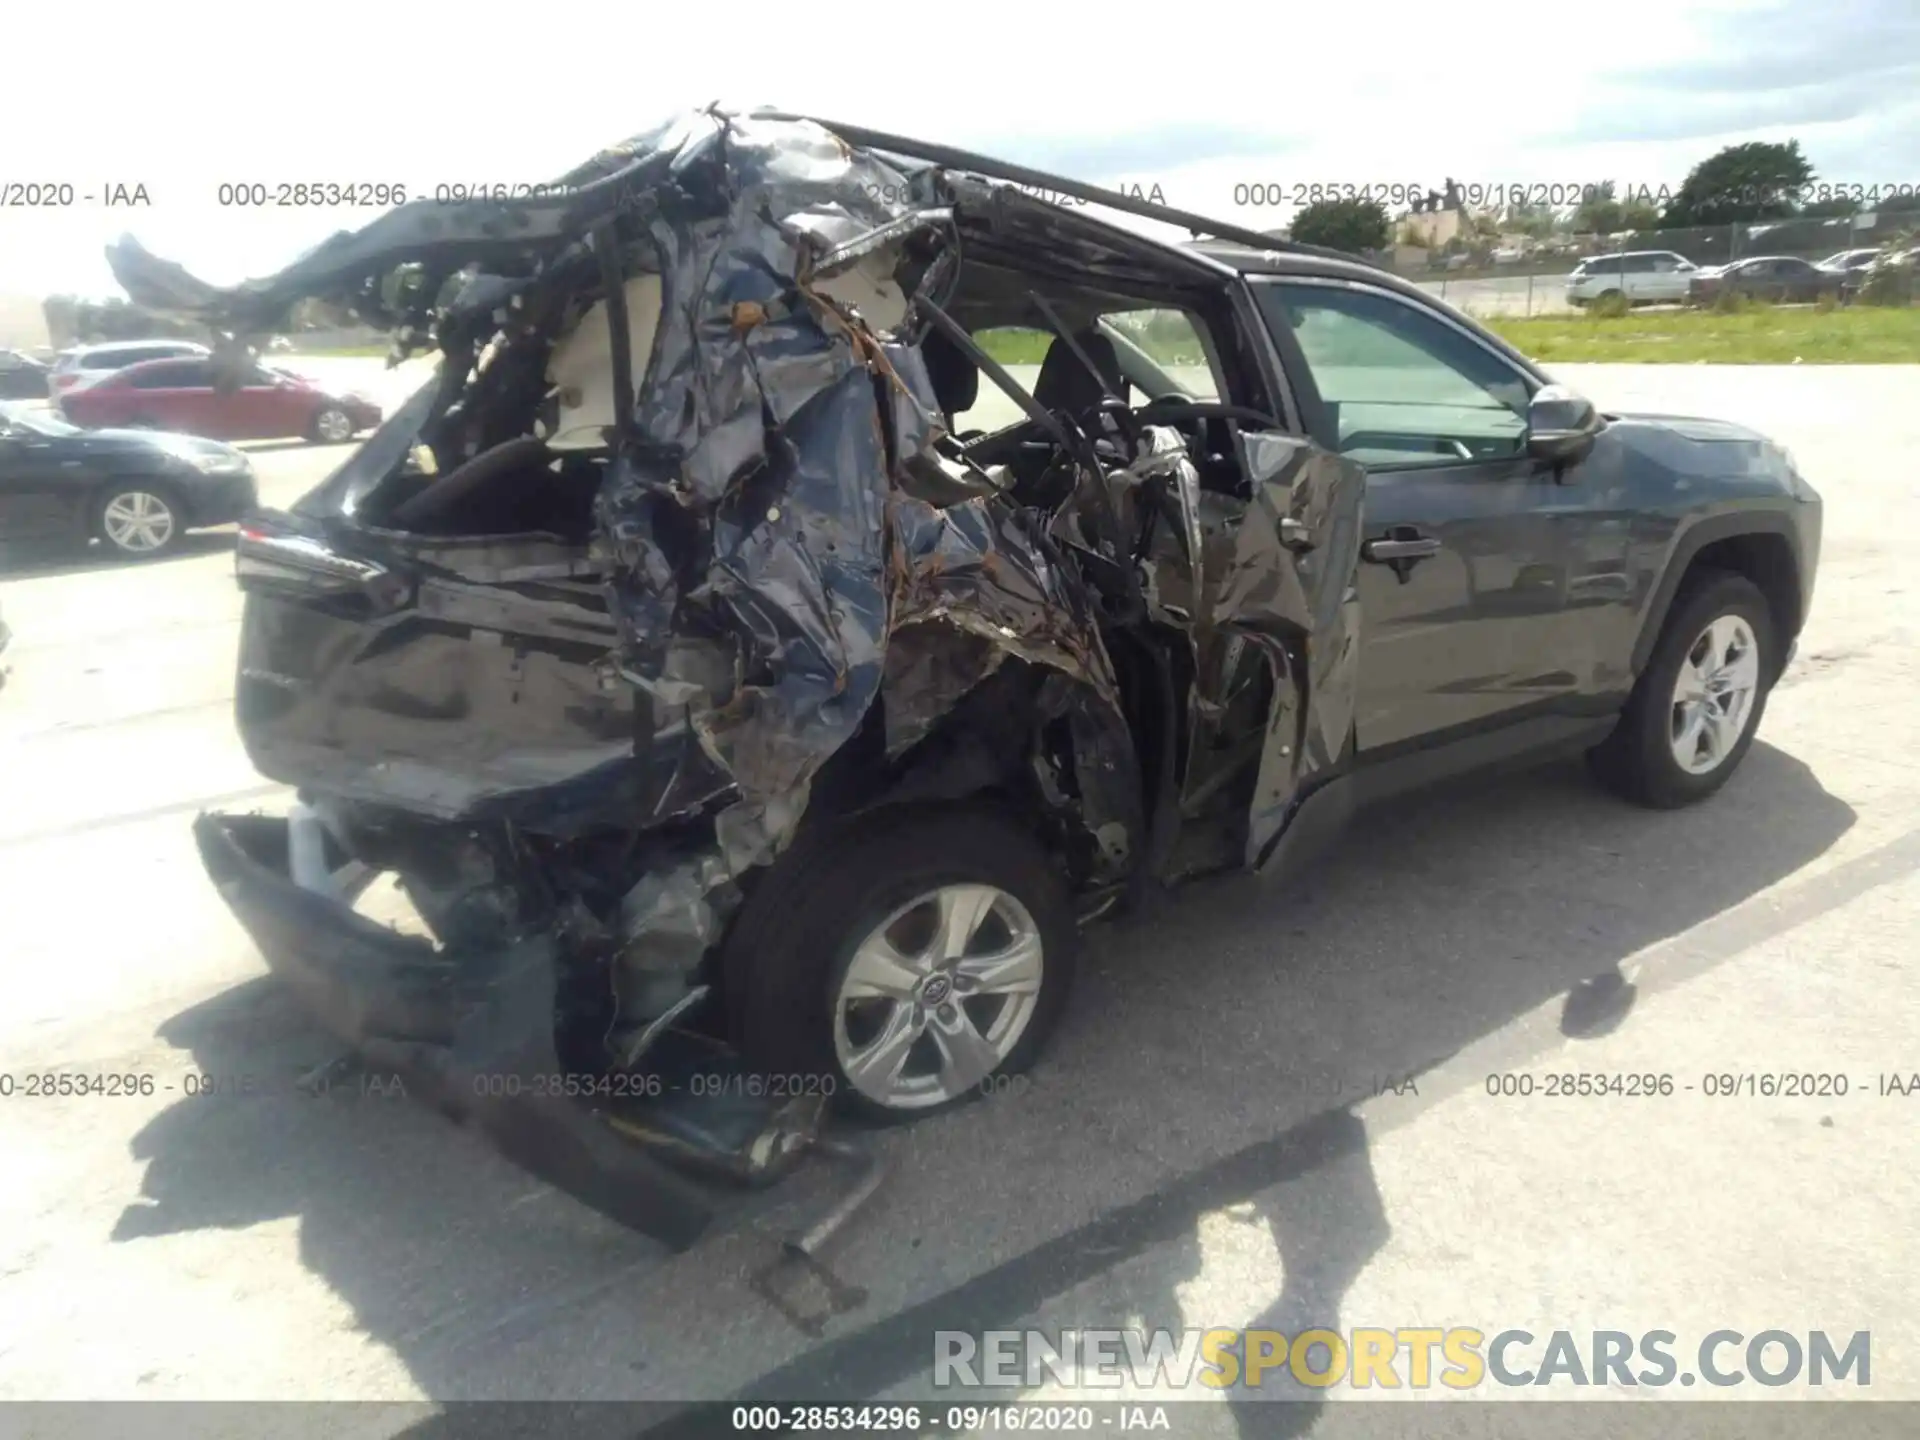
[760,112,1378,271]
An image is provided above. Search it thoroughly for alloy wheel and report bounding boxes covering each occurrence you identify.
[101,490,177,555]
[1668,614,1760,775]
[315,408,354,443]
[832,884,1044,1110]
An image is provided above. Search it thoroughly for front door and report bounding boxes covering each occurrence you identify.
[1254,278,1628,754]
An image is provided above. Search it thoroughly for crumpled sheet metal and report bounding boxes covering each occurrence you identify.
[1210,435,1365,860]
[571,114,1138,978]
[581,114,1140,864]
[1128,428,1365,868]
[593,115,935,822]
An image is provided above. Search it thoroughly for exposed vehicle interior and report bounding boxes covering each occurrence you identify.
[301,195,1294,592]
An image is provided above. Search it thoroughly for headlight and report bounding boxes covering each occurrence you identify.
[188,450,249,474]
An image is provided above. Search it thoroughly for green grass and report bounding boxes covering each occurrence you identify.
[291,343,393,357]
[1483,304,1920,363]
[976,328,1052,365]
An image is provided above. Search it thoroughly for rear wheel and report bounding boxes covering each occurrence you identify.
[722,805,1077,1123]
[1589,571,1777,807]
[95,483,183,559]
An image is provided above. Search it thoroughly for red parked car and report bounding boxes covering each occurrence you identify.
[57,357,381,444]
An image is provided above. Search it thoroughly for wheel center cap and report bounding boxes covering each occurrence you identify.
[920,973,953,1006]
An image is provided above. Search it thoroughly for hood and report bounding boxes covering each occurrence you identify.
[81,427,243,459]
[1609,413,1767,444]
[1602,411,1802,484]
[57,426,249,469]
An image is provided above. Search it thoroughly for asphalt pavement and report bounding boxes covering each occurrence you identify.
[0,360,1916,1424]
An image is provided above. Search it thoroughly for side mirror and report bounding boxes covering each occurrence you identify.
[1527,384,1601,466]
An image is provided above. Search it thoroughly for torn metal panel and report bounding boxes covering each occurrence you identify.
[152,106,1386,1239]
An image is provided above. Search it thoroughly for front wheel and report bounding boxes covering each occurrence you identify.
[722,805,1077,1122]
[1589,570,1777,807]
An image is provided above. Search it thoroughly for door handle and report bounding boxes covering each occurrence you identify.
[1362,528,1440,584]
[1362,535,1440,562]
[1278,517,1316,553]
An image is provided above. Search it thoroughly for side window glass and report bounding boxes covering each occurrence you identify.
[1098,309,1223,402]
[962,327,1053,434]
[1258,283,1529,472]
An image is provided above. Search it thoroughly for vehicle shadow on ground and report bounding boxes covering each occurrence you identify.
[0,532,231,581]
[113,741,1871,1421]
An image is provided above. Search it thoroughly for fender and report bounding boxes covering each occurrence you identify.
[1628,509,1804,678]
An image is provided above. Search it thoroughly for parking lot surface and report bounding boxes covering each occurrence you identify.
[1,362,1916,1423]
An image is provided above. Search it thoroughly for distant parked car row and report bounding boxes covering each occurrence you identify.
[1565,246,1918,309]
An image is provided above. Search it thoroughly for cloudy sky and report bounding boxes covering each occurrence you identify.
[3,0,1915,300]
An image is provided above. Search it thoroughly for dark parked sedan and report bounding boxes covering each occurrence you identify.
[0,402,258,558]
[1689,255,1847,305]
[57,357,381,443]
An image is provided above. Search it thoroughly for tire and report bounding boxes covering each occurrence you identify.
[94,482,184,559]
[309,406,355,444]
[1588,570,1778,808]
[721,804,1077,1124]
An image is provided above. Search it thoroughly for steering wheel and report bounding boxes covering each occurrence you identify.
[1137,396,1281,429]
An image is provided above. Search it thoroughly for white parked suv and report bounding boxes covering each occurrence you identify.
[49,339,212,403]
[1565,250,1697,307]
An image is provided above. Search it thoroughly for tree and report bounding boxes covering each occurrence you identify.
[1499,199,1559,240]
[1620,199,1660,231]
[1289,196,1390,255]
[1573,181,1622,235]
[1802,196,1860,218]
[1661,140,1815,227]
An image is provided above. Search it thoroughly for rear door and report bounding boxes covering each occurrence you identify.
[1773,258,1823,300]
[0,416,84,541]
[1619,253,1656,302]
[1734,259,1780,300]
[1253,277,1629,757]
[1645,253,1691,302]
[125,359,221,434]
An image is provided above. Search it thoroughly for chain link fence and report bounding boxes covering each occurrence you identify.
[1365,212,1919,318]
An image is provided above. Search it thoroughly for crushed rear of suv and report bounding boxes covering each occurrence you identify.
[113,108,1819,1250]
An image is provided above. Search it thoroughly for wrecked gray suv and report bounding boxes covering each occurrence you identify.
[111,110,1820,1249]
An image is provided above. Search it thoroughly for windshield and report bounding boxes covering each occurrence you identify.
[1,405,80,437]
